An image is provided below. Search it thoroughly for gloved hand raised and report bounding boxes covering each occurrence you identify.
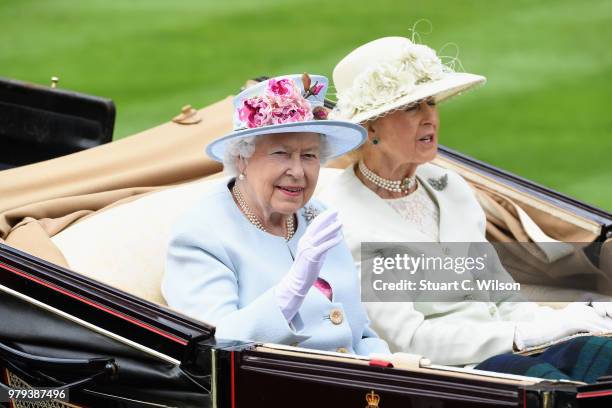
[275,210,343,322]
[514,303,612,351]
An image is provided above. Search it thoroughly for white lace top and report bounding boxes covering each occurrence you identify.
[385,180,440,241]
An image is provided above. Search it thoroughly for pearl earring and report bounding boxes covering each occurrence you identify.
[238,173,245,180]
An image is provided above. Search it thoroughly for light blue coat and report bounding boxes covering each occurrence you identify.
[162,178,389,356]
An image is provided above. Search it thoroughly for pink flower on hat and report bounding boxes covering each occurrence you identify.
[271,101,313,124]
[237,75,325,128]
[268,78,297,97]
[312,83,324,95]
[238,96,272,128]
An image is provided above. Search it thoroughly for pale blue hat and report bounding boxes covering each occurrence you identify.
[206,74,366,162]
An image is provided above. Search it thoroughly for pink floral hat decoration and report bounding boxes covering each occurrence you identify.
[206,74,366,162]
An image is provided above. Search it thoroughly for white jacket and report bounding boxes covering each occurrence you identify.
[317,164,541,366]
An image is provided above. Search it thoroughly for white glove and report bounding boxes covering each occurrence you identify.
[514,303,612,351]
[590,302,612,319]
[275,210,343,322]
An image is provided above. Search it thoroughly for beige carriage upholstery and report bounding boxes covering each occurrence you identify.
[51,175,224,305]
[436,156,612,302]
[0,97,231,250]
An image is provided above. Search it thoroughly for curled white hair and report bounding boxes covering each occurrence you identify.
[222,136,256,176]
[222,134,333,176]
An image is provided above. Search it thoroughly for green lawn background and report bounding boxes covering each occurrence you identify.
[1,0,611,210]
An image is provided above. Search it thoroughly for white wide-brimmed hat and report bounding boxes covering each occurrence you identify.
[331,37,486,124]
[206,74,367,162]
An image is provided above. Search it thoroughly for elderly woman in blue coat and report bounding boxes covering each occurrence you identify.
[162,74,390,356]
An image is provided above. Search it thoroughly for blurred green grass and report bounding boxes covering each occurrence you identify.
[1,0,611,210]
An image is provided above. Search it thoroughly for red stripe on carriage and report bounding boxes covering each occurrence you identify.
[369,359,393,368]
[576,389,612,399]
[0,261,188,346]
[231,351,236,408]
[1,368,14,408]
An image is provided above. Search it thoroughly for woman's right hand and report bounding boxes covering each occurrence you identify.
[514,303,612,351]
[275,210,343,321]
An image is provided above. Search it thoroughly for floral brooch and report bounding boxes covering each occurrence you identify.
[427,174,448,191]
[302,205,321,225]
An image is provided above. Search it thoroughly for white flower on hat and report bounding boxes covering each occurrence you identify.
[404,44,447,82]
[333,42,451,120]
[348,60,417,114]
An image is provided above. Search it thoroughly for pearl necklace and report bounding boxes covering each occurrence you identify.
[232,184,295,241]
[358,160,416,194]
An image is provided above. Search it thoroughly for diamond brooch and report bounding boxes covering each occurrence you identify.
[427,174,448,191]
[303,205,320,224]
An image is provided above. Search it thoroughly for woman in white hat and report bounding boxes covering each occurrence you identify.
[317,37,612,380]
[162,74,390,356]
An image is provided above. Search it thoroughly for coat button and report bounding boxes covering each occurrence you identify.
[336,347,348,353]
[330,309,344,325]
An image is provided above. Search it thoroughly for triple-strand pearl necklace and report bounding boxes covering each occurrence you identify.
[358,160,416,194]
[232,184,295,241]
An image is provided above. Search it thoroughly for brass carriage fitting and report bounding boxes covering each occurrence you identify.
[172,104,202,125]
[365,390,381,408]
[50,76,59,88]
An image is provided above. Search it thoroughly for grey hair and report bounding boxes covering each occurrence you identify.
[222,134,333,176]
[222,136,257,176]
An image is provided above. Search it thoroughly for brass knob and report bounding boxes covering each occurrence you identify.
[172,104,201,125]
[51,76,59,89]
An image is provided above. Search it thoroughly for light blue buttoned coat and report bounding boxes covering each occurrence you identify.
[162,178,389,355]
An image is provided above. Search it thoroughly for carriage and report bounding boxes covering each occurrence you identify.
[1,77,611,407]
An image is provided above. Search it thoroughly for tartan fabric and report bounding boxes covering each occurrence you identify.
[475,336,612,383]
